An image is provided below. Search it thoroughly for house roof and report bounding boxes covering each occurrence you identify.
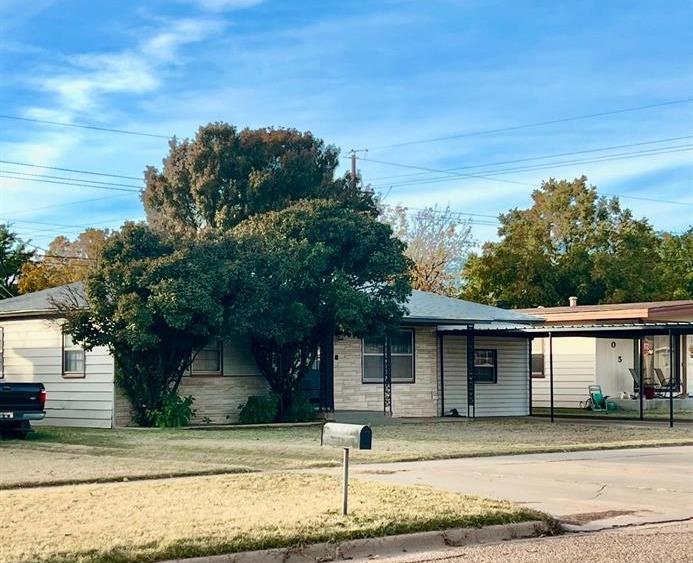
[0,283,538,325]
[404,290,539,325]
[0,282,86,317]
[517,300,693,322]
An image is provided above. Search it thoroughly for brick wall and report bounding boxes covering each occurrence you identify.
[333,326,440,417]
[114,375,269,426]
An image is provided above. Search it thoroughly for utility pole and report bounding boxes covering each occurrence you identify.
[350,150,357,189]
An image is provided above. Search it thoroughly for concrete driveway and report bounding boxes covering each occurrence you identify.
[340,446,693,530]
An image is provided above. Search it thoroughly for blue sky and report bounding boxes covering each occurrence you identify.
[1,0,692,248]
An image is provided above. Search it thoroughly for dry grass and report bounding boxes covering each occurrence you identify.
[1,417,691,488]
[0,473,542,563]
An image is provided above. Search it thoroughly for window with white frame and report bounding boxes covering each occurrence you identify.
[63,332,85,377]
[474,349,497,384]
[191,341,222,375]
[362,329,414,383]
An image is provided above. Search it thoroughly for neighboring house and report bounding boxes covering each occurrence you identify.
[519,299,693,408]
[0,284,539,428]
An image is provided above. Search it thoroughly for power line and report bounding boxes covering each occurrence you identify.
[367,96,693,151]
[9,194,132,217]
[359,157,532,187]
[368,144,693,191]
[0,160,144,181]
[0,174,141,193]
[2,170,144,190]
[368,134,693,183]
[0,114,170,139]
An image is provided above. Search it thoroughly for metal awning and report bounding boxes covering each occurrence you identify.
[437,321,693,338]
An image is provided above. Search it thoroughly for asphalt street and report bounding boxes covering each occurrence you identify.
[359,521,693,563]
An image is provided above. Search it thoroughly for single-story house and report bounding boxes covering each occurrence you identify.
[518,299,693,408]
[0,284,540,428]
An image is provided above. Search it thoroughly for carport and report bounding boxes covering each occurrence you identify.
[524,322,693,427]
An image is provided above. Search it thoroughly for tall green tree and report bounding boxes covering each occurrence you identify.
[226,199,412,420]
[142,123,376,236]
[60,223,230,426]
[463,177,664,307]
[0,225,34,299]
[657,227,693,299]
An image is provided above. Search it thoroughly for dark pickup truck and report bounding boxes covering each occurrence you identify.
[0,382,46,438]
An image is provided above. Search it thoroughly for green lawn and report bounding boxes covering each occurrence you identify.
[0,472,549,563]
[2,417,692,488]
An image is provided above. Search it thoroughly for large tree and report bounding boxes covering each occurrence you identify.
[142,123,376,236]
[225,199,412,420]
[382,205,474,296]
[0,225,34,299]
[657,227,693,299]
[19,229,109,294]
[463,177,664,307]
[61,223,229,426]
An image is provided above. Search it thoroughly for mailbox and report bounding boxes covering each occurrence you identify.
[321,422,372,450]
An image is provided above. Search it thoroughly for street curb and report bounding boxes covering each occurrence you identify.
[161,520,550,563]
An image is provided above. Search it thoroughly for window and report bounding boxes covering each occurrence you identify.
[191,341,222,375]
[531,338,545,378]
[63,332,85,377]
[474,349,497,384]
[362,329,414,383]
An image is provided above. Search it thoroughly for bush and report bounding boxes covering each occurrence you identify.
[152,392,196,428]
[286,393,316,423]
[238,394,279,424]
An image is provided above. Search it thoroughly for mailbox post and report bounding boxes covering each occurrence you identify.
[321,422,372,516]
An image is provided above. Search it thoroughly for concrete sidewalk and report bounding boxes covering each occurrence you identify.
[319,445,693,530]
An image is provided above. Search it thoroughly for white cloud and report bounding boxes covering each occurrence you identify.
[141,18,224,61]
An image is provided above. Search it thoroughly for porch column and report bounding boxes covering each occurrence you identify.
[639,336,644,421]
[549,331,554,423]
[439,333,446,417]
[466,324,475,419]
[669,329,675,428]
[383,334,392,416]
[528,337,533,417]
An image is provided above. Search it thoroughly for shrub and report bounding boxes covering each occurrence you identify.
[152,392,196,428]
[286,393,316,423]
[238,394,279,424]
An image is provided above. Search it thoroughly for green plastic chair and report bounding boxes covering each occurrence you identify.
[588,385,617,413]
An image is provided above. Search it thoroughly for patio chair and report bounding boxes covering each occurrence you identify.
[587,385,617,413]
[654,368,678,396]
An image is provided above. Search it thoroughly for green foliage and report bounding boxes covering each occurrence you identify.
[285,393,316,423]
[657,227,693,299]
[226,199,412,420]
[463,177,670,307]
[0,225,34,299]
[142,123,377,237]
[238,394,280,424]
[60,223,230,426]
[152,392,196,428]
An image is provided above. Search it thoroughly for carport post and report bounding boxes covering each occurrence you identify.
[669,329,675,428]
[528,337,533,416]
[638,337,644,421]
[549,331,554,423]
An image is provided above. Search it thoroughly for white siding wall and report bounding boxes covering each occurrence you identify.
[0,317,115,428]
[531,337,596,408]
[595,338,636,398]
[442,335,530,417]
